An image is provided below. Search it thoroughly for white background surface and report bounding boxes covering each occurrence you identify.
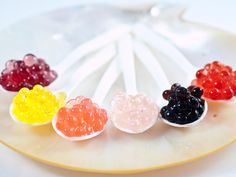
[1,0,236,177]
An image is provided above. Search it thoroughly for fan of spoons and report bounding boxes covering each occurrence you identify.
[1,22,236,141]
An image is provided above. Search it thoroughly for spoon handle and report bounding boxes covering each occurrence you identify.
[134,40,170,92]
[64,44,116,96]
[133,24,197,74]
[54,25,130,75]
[92,58,121,105]
[118,34,137,95]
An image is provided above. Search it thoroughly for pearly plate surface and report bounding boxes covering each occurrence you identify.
[1,5,236,174]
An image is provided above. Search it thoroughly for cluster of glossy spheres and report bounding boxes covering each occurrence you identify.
[161,84,205,125]
[0,54,57,92]
[55,96,108,138]
[193,61,236,100]
[11,85,65,125]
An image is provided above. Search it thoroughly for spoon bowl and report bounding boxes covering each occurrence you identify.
[52,115,106,141]
[9,89,66,126]
[160,101,208,128]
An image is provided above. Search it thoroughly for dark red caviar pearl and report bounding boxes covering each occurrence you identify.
[162,90,172,100]
[204,63,211,70]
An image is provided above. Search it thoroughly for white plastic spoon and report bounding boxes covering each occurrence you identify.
[52,57,122,141]
[92,58,121,105]
[134,40,208,128]
[110,34,159,134]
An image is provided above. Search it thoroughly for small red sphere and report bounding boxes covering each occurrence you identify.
[212,61,221,66]
[204,63,211,70]
[222,88,234,100]
[228,81,236,95]
[211,61,222,70]
[196,69,207,79]
[208,88,221,100]
[208,68,220,76]
[213,80,223,89]
[223,66,233,73]
[221,70,230,77]
[232,71,236,79]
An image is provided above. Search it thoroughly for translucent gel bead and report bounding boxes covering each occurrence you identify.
[110,92,159,134]
[12,85,65,125]
[55,96,108,138]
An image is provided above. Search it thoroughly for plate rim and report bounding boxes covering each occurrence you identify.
[1,138,235,174]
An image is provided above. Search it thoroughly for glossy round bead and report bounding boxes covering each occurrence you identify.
[171,83,180,91]
[162,90,172,100]
[175,87,190,99]
[208,88,221,100]
[222,88,234,100]
[212,61,221,67]
[196,69,207,79]
[204,63,211,70]
[160,106,167,115]
[188,96,200,108]
[164,110,176,120]
[221,70,230,77]
[187,85,196,92]
[191,87,203,98]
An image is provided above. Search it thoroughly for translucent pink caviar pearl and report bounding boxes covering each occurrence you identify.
[110,92,159,134]
[23,54,38,66]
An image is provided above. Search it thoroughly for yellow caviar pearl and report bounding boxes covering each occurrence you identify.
[12,85,66,125]
[18,87,29,95]
[33,84,43,91]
